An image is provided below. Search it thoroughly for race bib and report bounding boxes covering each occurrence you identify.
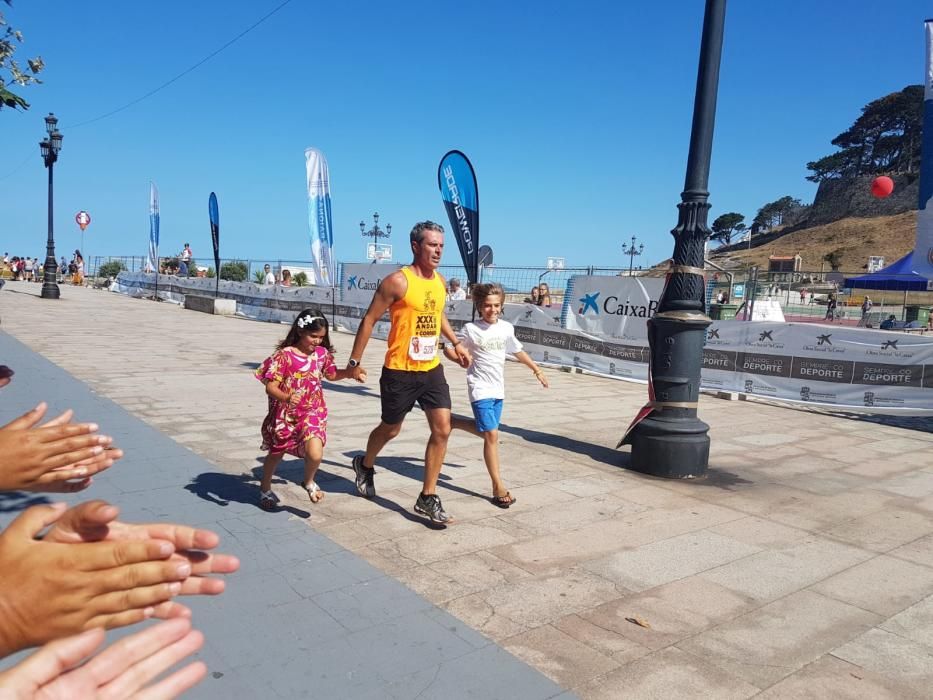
[408,335,438,361]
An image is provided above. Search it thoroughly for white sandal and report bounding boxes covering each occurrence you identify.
[302,481,323,503]
[259,490,279,511]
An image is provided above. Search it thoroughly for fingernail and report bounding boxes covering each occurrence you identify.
[75,467,88,476]
[98,435,112,444]
[91,446,103,455]
[143,607,155,618]
[88,423,99,431]
[158,541,173,556]
[169,582,182,594]
[176,563,192,578]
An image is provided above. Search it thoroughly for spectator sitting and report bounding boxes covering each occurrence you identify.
[280,269,292,287]
[524,286,540,305]
[879,314,897,330]
[448,278,466,300]
[537,283,552,307]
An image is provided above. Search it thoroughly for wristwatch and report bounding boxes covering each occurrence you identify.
[348,358,360,368]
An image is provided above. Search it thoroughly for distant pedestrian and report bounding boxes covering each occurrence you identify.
[445,283,548,508]
[255,309,363,511]
[861,296,873,317]
[23,257,33,282]
[71,250,84,285]
[825,293,837,321]
[59,256,67,282]
[263,264,275,285]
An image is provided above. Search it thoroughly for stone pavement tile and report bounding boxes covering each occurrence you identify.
[367,521,518,565]
[395,565,480,605]
[574,647,759,700]
[754,454,847,480]
[382,644,568,700]
[503,624,621,690]
[832,628,933,698]
[552,614,651,665]
[426,550,533,592]
[764,490,893,532]
[583,531,760,592]
[868,471,933,499]
[772,469,874,496]
[476,569,623,630]
[880,595,933,651]
[891,533,933,568]
[310,574,435,633]
[842,457,927,478]
[708,515,811,548]
[822,508,933,552]
[678,590,881,688]
[551,475,625,498]
[490,502,743,575]
[700,536,873,602]
[795,433,875,453]
[733,432,801,447]
[577,576,757,652]
[810,555,933,617]
[860,437,933,453]
[506,492,647,536]
[444,593,529,642]
[754,654,925,699]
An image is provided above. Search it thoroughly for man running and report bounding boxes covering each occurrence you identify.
[345,221,470,524]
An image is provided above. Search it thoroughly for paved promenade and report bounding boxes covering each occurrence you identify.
[2,281,933,698]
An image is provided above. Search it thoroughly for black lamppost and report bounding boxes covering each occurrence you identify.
[360,212,391,260]
[622,235,644,275]
[624,0,726,478]
[39,113,63,299]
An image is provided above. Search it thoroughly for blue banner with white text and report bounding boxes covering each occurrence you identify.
[438,150,479,286]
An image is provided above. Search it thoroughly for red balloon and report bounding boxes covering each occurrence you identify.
[871,176,894,198]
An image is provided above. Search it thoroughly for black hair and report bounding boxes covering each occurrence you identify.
[277,308,335,353]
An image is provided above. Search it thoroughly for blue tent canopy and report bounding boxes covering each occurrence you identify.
[843,252,932,291]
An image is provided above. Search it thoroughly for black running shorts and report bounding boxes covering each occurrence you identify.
[379,365,452,425]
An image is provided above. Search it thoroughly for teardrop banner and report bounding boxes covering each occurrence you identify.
[209,192,220,297]
[437,150,479,286]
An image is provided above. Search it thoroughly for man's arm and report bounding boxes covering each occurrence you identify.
[346,271,406,376]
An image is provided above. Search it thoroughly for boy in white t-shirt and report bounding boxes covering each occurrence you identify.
[444,282,548,508]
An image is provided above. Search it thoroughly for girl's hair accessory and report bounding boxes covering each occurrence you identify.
[296,314,325,329]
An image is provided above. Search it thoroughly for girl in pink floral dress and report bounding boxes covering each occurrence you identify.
[255,309,364,510]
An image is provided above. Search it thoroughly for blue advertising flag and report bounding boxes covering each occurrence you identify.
[147,182,159,273]
[438,150,479,286]
[209,192,220,295]
[914,19,933,281]
[305,148,335,286]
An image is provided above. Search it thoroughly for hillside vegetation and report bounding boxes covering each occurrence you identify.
[709,211,917,273]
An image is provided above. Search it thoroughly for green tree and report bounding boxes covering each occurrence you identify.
[219,261,247,281]
[293,272,308,287]
[806,85,923,182]
[97,260,125,278]
[823,249,844,271]
[253,270,267,284]
[753,196,806,232]
[1,1,45,110]
[710,212,745,246]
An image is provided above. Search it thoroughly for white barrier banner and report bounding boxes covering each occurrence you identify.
[563,275,664,341]
[113,272,933,413]
[340,262,401,305]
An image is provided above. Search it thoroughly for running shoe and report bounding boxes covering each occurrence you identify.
[352,454,375,498]
[414,493,452,524]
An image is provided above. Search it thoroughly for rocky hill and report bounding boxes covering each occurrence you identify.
[709,210,917,274]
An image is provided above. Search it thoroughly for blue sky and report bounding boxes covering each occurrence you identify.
[1,0,930,270]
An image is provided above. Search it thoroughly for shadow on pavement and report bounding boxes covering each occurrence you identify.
[185,470,310,518]
[496,422,632,469]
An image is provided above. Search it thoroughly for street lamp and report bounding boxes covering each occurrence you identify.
[360,212,391,258]
[622,235,644,275]
[623,0,725,478]
[39,112,63,300]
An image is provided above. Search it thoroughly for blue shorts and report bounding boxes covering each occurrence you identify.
[471,398,504,433]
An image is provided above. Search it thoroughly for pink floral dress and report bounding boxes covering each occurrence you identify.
[255,346,336,456]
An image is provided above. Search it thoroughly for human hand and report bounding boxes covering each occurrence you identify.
[0,503,190,657]
[287,392,300,408]
[0,619,206,699]
[534,370,549,388]
[349,365,367,382]
[0,403,117,492]
[43,500,240,619]
[454,344,472,368]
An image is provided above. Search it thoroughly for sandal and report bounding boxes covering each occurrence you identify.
[260,490,280,511]
[491,492,516,509]
[302,481,324,503]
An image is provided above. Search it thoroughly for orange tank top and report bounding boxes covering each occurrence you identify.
[385,267,446,371]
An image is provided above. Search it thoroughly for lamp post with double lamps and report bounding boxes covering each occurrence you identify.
[360,212,391,259]
[624,0,725,478]
[39,113,64,300]
[622,235,644,275]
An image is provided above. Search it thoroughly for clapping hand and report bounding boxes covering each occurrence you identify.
[43,500,240,619]
[0,403,121,493]
[0,619,206,699]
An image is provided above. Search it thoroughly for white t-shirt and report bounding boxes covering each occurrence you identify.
[448,288,466,300]
[264,272,276,285]
[457,319,523,402]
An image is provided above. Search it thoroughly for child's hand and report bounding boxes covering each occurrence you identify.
[288,393,300,408]
[353,367,367,383]
[534,370,549,388]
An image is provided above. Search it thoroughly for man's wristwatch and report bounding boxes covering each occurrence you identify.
[348,358,360,368]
